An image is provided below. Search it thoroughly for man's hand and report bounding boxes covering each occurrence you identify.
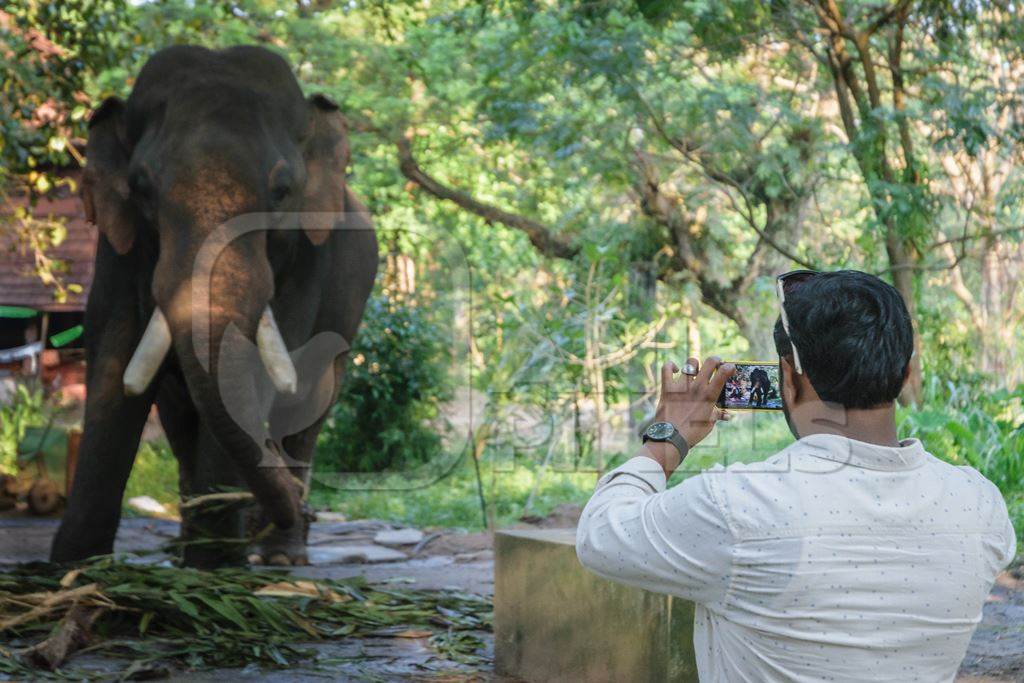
[643,356,735,476]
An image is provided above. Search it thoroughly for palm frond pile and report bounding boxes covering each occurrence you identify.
[0,557,491,679]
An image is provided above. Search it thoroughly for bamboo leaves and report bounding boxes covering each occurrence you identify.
[0,558,491,678]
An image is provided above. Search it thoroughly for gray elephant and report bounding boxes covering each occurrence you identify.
[50,45,378,567]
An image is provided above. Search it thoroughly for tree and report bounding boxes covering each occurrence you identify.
[924,5,1024,386]
[391,5,828,355]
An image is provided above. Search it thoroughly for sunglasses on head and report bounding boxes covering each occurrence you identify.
[775,270,819,375]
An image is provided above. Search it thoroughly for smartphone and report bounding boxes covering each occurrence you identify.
[717,361,783,411]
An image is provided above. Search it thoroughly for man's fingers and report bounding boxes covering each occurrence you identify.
[683,357,699,377]
[661,361,679,389]
[696,356,722,387]
[708,361,736,398]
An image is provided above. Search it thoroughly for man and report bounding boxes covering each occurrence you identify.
[576,270,1016,682]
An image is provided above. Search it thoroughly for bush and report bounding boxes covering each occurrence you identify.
[899,378,1024,541]
[315,293,452,474]
[0,382,47,475]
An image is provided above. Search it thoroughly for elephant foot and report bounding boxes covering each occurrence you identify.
[247,504,313,567]
[247,550,309,567]
[179,507,247,569]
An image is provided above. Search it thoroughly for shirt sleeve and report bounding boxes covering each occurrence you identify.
[965,466,1019,575]
[987,490,1018,574]
[575,453,735,606]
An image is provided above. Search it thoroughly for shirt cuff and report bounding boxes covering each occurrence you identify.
[596,455,668,493]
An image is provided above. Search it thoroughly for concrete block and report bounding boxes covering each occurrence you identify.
[494,528,698,682]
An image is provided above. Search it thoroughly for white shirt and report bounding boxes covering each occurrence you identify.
[576,434,1016,683]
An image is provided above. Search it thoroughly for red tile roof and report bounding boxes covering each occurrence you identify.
[0,171,96,312]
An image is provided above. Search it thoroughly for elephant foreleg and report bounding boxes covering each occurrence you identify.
[250,354,347,565]
[178,420,248,568]
[155,374,198,559]
[51,315,159,562]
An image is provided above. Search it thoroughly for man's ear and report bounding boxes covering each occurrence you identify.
[81,97,135,255]
[780,355,799,404]
[301,94,349,245]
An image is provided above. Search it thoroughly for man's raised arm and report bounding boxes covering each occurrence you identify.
[576,357,737,605]
[575,451,735,605]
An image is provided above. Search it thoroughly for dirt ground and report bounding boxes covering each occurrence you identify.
[1,509,1022,681]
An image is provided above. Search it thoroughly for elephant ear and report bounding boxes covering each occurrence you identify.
[81,97,135,255]
[301,94,350,246]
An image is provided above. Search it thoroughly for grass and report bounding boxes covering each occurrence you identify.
[122,441,180,515]
[308,411,795,529]
[309,459,597,530]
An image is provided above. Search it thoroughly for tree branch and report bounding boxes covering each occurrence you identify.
[631,90,818,270]
[939,242,985,330]
[865,0,913,37]
[888,7,918,183]
[396,132,578,259]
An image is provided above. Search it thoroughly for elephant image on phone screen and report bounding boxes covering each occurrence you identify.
[50,45,378,568]
[719,363,783,411]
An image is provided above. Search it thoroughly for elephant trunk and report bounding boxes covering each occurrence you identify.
[168,303,302,532]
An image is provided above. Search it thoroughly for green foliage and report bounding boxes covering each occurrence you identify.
[0,557,490,679]
[122,440,179,514]
[310,456,597,530]
[0,383,46,475]
[900,379,1024,535]
[316,292,452,474]
[0,0,135,189]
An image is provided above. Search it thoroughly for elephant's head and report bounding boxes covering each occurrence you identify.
[79,46,351,530]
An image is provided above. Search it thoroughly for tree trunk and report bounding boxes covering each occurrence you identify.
[887,238,923,405]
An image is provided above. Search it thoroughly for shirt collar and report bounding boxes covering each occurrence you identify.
[797,433,928,471]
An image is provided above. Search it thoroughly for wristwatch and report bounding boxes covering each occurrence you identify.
[642,421,689,460]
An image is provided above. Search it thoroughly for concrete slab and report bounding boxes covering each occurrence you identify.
[494,528,698,683]
[307,543,407,565]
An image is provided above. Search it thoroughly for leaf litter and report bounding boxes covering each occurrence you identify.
[0,556,491,679]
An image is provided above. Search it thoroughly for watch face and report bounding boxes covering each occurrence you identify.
[646,422,675,440]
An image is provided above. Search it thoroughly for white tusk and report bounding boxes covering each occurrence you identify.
[257,307,298,394]
[123,308,172,396]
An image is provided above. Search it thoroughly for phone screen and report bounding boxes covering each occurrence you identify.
[717,362,783,410]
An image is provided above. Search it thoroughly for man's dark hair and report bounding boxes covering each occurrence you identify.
[773,270,913,409]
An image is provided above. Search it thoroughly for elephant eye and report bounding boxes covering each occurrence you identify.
[128,168,156,221]
[270,182,291,206]
[129,169,155,202]
[268,160,295,208]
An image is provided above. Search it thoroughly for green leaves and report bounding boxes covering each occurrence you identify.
[899,380,1024,525]
[0,0,135,182]
[316,291,452,474]
[0,558,492,678]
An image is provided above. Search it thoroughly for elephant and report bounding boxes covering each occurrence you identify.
[50,45,378,568]
[749,367,770,407]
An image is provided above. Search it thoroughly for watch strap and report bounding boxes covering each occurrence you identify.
[642,425,690,461]
[667,431,689,461]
